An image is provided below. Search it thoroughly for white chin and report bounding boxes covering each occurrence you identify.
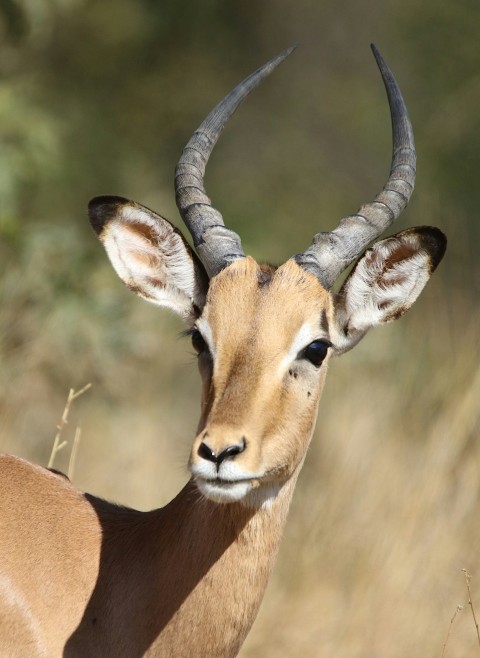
[195,478,253,504]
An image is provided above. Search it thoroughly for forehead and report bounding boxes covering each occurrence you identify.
[201,256,331,339]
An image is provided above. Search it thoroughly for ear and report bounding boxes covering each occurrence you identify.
[89,196,209,323]
[332,226,447,354]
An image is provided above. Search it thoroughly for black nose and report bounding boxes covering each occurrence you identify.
[197,439,246,466]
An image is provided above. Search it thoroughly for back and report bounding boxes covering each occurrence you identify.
[0,455,101,657]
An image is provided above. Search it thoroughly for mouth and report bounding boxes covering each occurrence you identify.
[194,476,256,504]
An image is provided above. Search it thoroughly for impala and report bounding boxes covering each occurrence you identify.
[0,45,445,657]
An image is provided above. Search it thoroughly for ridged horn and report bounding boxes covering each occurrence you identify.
[175,46,296,278]
[295,44,416,289]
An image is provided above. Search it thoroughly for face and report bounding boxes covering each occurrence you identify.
[89,200,445,507]
[188,257,334,505]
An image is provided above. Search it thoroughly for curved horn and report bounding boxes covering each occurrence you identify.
[175,47,296,278]
[295,44,416,289]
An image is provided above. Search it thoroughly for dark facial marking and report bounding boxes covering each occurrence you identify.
[320,309,330,340]
[257,264,275,288]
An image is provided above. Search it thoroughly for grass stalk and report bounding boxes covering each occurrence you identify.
[48,383,91,471]
[462,569,480,650]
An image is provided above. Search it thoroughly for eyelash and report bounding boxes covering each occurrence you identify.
[190,329,208,354]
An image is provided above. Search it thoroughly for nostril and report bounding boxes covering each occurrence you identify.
[217,438,246,465]
[198,442,217,463]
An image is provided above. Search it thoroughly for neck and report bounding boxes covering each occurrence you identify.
[151,476,298,657]
[70,475,299,658]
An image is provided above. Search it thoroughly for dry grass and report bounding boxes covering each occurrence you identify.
[463,570,480,651]
[48,382,91,473]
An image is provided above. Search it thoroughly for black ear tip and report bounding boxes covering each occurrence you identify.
[88,194,129,213]
[415,226,447,272]
[88,195,129,235]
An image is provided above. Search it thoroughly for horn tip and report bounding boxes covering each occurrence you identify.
[370,43,383,64]
[275,44,299,65]
[370,43,391,78]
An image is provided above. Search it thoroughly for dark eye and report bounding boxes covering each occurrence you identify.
[191,329,207,354]
[302,340,330,367]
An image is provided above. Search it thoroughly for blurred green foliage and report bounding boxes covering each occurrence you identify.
[0,0,478,280]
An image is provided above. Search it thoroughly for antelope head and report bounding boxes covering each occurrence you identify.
[89,46,446,506]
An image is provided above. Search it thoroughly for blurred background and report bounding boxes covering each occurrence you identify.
[0,1,479,656]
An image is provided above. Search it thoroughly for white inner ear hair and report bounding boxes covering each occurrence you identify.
[102,207,200,319]
[344,242,431,331]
